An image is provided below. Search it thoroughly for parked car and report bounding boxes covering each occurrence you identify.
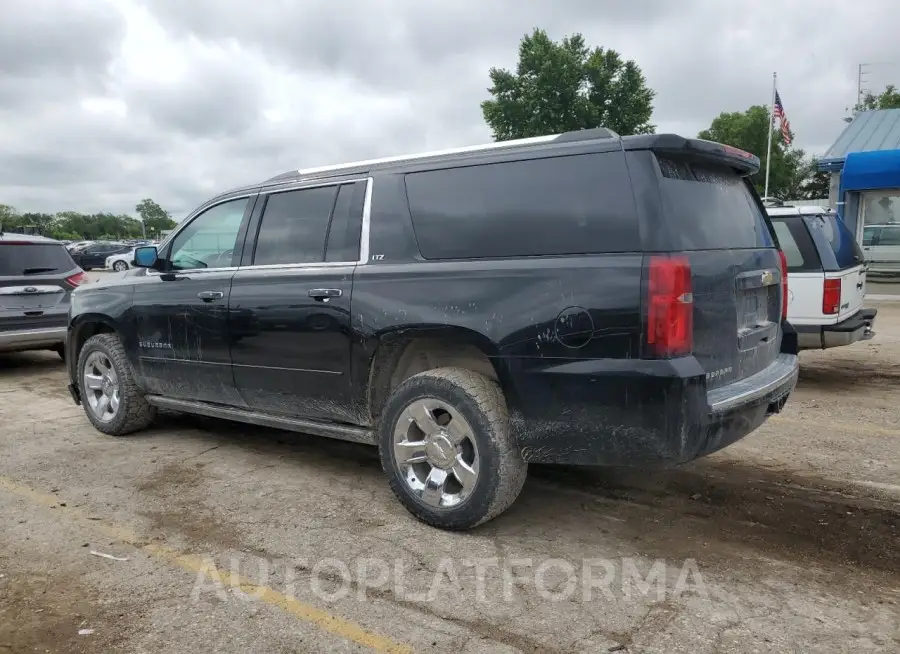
[767,206,876,349]
[65,129,799,529]
[1,232,88,358]
[861,223,900,277]
[69,241,131,271]
[105,248,136,272]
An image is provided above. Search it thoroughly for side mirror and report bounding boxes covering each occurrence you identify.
[134,246,159,268]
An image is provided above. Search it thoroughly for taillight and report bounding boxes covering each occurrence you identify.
[646,255,693,358]
[65,271,88,288]
[778,250,788,319]
[822,278,841,315]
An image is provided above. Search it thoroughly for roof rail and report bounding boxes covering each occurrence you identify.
[294,128,618,177]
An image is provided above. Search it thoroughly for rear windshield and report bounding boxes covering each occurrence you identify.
[802,213,864,271]
[0,243,78,276]
[655,155,775,250]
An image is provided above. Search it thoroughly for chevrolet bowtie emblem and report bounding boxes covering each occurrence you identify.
[761,271,775,285]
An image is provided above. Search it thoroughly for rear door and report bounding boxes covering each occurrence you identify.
[635,150,782,390]
[0,242,82,332]
[804,213,867,321]
[229,179,362,422]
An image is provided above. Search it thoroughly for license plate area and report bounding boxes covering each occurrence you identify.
[0,286,64,309]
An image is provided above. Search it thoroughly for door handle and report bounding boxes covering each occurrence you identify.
[308,288,342,300]
[197,290,225,302]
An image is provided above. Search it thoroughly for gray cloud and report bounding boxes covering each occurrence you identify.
[1,0,899,217]
[0,0,125,76]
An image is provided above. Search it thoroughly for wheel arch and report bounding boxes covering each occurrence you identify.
[365,325,513,424]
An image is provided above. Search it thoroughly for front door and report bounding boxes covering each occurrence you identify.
[229,181,363,423]
[127,194,256,405]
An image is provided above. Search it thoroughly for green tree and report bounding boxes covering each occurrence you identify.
[798,161,831,200]
[698,105,804,199]
[481,28,655,141]
[855,84,900,112]
[135,198,176,236]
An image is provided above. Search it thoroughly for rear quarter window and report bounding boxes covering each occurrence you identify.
[803,214,864,271]
[769,218,821,272]
[404,152,640,260]
[655,155,775,250]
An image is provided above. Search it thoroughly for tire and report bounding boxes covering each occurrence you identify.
[76,333,155,436]
[378,367,527,530]
[113,261,128,272]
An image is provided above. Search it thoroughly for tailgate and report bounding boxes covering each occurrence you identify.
[831,265,866,322]
[646,150,783,390]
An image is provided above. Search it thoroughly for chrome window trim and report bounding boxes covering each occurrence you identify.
[235,176,373,272]
[260,177,366,195]
[358,176,373,265]
[145,176,374,276]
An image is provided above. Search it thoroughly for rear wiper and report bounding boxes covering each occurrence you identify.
[22,267,58,274]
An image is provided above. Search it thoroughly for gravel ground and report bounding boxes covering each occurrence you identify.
[0,293,898,653]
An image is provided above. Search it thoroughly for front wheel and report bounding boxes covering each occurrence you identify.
[77,333,155,436]
[113,260,128,272]
[378,367,527,530]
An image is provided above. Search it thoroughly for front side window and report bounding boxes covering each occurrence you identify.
[168,197,249,271]
[253,186,338,265]
[863,227,878,246]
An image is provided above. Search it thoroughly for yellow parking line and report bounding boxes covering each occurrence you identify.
[771,416,900,438]
[0,476,412,654]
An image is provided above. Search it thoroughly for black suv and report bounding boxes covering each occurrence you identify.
[65,129,799,529]
[1,233,88,358]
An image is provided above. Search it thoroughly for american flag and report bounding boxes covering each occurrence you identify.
[774,90,791,146]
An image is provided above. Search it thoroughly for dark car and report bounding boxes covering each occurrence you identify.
[1,232,88,358]
[69,241,131,271]
[65,129,799,529]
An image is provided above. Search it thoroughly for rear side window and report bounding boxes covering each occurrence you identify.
[769,219,821,273]
[803,214,864,271]
[656,155,774,250]
[0,243,77,276]
[253,186,338,265]
[404,153,640,260]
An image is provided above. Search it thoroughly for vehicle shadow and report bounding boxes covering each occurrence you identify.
[145,412,900,580]
[797,354,900,392]
[0,352,65,378]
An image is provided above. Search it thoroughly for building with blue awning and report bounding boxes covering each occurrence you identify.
[819,110,900,291]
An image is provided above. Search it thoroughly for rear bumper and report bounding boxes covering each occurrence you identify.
[795,308,877,349]
[506,331,800,466]
[0,326,67,352]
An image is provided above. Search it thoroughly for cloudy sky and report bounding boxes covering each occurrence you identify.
[0,0,896,217]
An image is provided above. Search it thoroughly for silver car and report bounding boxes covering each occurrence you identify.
[0,232,88,358]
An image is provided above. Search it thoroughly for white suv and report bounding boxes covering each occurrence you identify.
[767,206,876,349]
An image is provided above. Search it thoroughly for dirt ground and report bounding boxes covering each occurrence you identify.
[1,299,898,653]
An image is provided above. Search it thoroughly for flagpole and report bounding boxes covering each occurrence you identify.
[764,72,776,198]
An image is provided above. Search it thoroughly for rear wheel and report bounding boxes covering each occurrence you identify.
[77,333,155,436]
[113,260,128,272]
[378,367,527,530]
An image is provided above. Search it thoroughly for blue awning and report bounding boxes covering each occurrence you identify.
[841,149,900,192]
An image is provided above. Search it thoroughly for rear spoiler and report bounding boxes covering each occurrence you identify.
[623,134,760,176]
